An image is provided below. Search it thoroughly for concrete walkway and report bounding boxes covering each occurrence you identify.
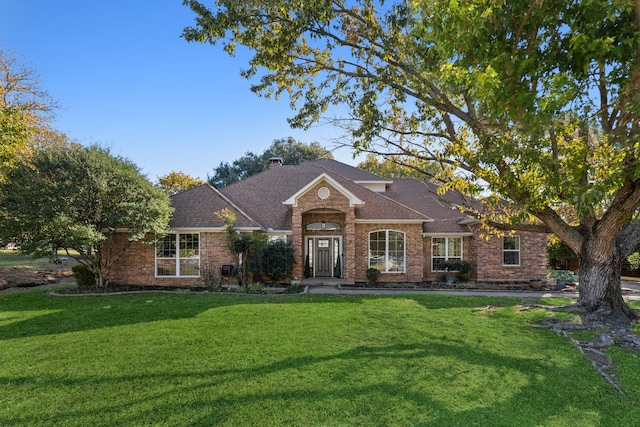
[304,279,640,301]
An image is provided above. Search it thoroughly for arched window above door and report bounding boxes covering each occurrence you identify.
[306,221,342,231]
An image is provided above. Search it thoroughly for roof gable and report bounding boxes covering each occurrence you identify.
[283,173,364,207]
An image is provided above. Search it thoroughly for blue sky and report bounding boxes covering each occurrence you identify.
[1,1,360,181]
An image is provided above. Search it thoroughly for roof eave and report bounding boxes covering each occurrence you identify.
[354,219,429,224]
[422,232,474,237]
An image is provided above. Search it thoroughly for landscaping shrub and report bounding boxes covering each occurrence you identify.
[366,267,380,283]
[71,264,96,287]
[261,239,294,281]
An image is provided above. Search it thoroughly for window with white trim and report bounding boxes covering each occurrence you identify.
[156,233,200,277]
[432,237,462,271]
[503,236,520,266]
[369,230,405,273]
[267,235,287,243]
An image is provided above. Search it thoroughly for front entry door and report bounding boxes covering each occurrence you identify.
[315,239,332,277]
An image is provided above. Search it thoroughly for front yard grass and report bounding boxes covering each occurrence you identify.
[1,289,639,426]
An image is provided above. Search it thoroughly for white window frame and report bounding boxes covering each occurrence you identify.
[503,236,520,266]
[156,233,200,277]
[431,237,463,272]
[267,235,287,243]
[368,230,406,273]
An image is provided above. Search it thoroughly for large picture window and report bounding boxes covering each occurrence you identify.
[432,237,462,271]
[369,230,405,273]
[156,233,200,277]
[503,236,520,266]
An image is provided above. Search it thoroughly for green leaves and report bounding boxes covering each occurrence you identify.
[0,144,173,285]
[184,0,640,245]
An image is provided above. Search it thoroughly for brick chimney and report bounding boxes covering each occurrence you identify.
[268,157,284,169]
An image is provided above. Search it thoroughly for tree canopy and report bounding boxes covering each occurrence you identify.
[0,144,173,288]
[0,50,59,182]
[208,137,332,187]
[357,154,438,180]
[184,0,640,320]
[157,170,206,196]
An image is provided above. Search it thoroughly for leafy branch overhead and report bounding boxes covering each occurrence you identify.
[184,0,640,320]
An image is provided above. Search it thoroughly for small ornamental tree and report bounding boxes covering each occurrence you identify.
[0,144,173,289]
[215,208,266,287]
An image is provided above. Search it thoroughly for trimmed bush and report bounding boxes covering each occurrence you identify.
[366,268,380,283]
[72,264,96,288]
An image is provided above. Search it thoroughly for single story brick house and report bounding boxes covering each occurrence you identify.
[109,158,547,286]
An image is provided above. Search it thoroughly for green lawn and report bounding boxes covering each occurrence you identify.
[1,289,639,426]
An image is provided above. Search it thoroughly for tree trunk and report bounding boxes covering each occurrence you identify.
[577,242,635,322]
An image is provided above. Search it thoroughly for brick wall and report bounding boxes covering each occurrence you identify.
[108,231,237,287]
[469,230,548,282]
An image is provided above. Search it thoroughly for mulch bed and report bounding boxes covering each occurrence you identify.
[344,281,578,292]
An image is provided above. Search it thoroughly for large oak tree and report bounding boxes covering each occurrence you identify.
[183,0,640,321]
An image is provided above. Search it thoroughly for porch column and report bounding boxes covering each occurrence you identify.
[291,206,304,280]
[344,208,356,284]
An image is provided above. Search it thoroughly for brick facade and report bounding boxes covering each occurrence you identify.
[107,174,548,287]
[470,230,548,282]
[108,231,237,287]
[292,179,357,283]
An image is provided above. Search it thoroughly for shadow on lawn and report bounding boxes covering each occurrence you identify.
[0,341,632,426]
[0,289,505,341]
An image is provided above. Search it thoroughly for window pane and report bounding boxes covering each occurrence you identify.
[180,259,200,276]
[156,235,176,258]
[369,231,386,270]
[433,258,447,271]
[388,231,405,272]
[504,251,519,265]
[432,238,446,257]
[369,256,386,271]
[448,238,462,257]
[503,236,519,250]
[157,259,176,276]
[179,234,199,258]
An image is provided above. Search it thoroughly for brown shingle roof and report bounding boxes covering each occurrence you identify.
[169,184,260,229]
[383,179,473,234]
[219,161,430,230]
[165,160,478,234]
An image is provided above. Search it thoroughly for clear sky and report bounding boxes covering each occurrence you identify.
[1,1,360,181]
